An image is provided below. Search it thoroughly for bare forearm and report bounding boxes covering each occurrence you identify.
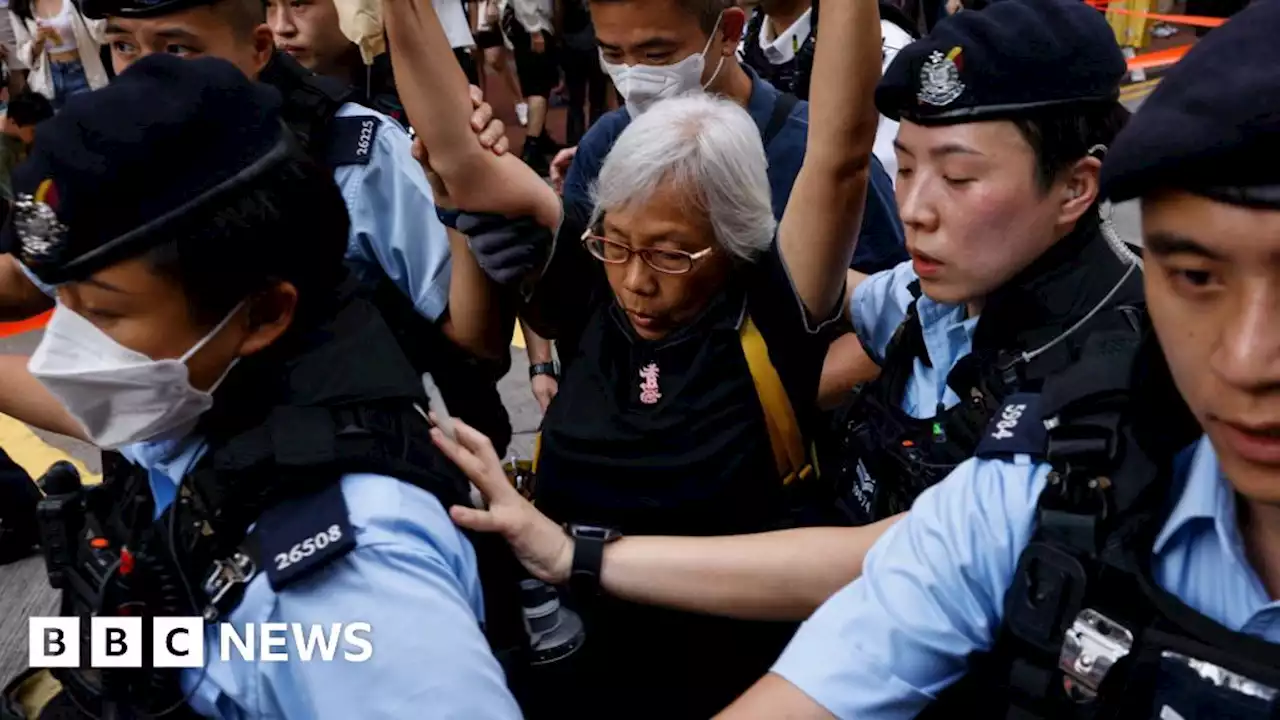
[597,517,903,621]
[523,323,553,364]
[717,674,838,720]
[440,229,508,360]
[808,0,881,176]
[385,0,484,180]
[385,0,561,226]
[778,0,883,317]
[818,332,880,410]
[0,355,87,441]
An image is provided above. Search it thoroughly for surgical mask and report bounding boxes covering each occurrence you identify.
[600,13,726,117]
[28,300,245,450]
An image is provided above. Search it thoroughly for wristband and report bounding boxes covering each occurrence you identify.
[529,361,558,380]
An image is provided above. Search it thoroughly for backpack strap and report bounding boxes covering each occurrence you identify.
[761,92,800,150]
[740,314,814,485]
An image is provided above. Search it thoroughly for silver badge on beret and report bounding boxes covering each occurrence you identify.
[13,189,67,263]
[917,48,966,107]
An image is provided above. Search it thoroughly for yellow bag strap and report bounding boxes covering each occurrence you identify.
[5,668,62,718]
[532,316,813,486]
[740,315,811,485]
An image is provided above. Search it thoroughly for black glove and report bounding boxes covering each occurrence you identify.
[441,209,554,287]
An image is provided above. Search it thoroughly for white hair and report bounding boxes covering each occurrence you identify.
[590,93,777,263]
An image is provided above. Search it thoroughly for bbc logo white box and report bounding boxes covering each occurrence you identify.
[91,617,143,668]
[153,617,205,668]
[29,617,80,668]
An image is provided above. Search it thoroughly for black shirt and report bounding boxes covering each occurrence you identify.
[531,222,832,535]
[524,217,835,716]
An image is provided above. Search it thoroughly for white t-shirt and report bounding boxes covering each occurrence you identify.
[433,0,475,49]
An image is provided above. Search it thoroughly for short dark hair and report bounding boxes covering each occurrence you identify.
[7,92,53,128]
[144,152,350,329]
[212,0,266,38]
[590,0,727,34]
[1010,101,1131,193]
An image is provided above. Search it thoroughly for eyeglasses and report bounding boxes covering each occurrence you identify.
[581,231,714,275]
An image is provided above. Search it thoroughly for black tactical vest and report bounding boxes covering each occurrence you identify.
[259,52,514,454]
[32,288,529,718]
[826,221,1144,524]
[920,334,1280,719]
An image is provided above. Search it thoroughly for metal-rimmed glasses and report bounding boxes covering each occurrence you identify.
[581,228,714,275]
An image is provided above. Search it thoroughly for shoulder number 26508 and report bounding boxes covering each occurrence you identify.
[275,525,344,571]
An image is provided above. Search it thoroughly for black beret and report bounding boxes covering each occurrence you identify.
[8,54,292,285]
[1101,0,1280,206]
[876,0,1126,124]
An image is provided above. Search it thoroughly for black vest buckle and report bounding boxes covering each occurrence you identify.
[201,551,257,623]
[1006,541,1088,653]
[1058,608,1134,701]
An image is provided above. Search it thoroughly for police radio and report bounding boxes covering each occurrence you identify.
[36,461,101,598]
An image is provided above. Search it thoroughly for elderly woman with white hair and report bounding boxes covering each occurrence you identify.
[383,0,880,713]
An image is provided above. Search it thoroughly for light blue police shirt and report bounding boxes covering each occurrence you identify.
[771,434,1280,719]
[116,435,523,720]
[18,105,454,323]
[333,103,452,323]
[850,260,980,418]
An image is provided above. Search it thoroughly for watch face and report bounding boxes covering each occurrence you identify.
[570,524,619,542]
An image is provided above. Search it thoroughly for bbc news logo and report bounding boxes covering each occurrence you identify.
[30,618,374,668]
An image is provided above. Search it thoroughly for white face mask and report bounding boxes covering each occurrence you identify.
[600,13,726,117]
[28,300,244,450]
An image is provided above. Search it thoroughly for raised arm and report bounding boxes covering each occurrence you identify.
[383,0,561,229]
[778,0,883,319]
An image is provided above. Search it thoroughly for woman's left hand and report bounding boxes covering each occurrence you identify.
[430,416,575,584]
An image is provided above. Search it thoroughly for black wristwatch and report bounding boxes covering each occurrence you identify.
[568,524,621,597]
[529,361,559,380]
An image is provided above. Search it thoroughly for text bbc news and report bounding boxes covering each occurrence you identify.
[29,618,374,668]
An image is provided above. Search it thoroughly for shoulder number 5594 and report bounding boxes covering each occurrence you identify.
[275,524,344,571]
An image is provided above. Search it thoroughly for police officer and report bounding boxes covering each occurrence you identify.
[0,54,523,719]
[264,0,410,126]
[431,0,1148,631]
[723,1,1280,715]
[5,0,518,454]
[824,0,1143,526]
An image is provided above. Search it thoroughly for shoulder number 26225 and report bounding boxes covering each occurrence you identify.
[275,525,344,571]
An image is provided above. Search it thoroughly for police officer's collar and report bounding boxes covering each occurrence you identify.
[757,7,813,64]
[1151,435,1237,556]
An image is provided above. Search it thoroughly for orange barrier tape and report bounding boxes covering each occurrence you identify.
[1087,1,1228,28]
[1127,45,1190,71]
[0,310,50,339]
